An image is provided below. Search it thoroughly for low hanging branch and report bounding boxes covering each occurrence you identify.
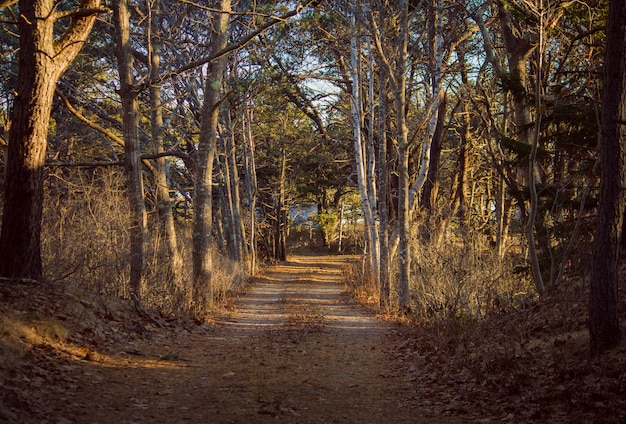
[136,0,317,93]
[0,0,17,11]
[55,89,190,168]
[57,88,125,147]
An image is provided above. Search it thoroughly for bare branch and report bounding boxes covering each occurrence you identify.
[46,160,122,167]
[137,0,317,92]
[53,6,110,21]
[177,0,285,18]
[0,0,17,11]
[56,88,125,147]
[57,89,191,166]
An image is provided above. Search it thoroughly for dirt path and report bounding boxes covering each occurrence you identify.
[31,255,458,423]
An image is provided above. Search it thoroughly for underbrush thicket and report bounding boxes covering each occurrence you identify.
[41,169,249,318]
[344,232,537,328]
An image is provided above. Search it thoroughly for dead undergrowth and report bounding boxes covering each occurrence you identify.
[0,255,445,424]
[1,240,625,422]
[344,252,626,423]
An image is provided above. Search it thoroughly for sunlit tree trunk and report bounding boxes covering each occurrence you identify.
[193,0,231,311]
[407,0,444,212]
[243,105,258,275]
[349,6,379,283]
[395,0,410,312]
[149,0,182,286]
[0,0,102,280]
[113,0,148,302]
[365,34,380,279]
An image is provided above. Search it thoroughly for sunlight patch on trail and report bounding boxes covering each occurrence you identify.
[223,255,384,333]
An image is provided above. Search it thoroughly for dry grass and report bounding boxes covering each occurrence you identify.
[343,232,626,422]
[409,236,536,327]
[343,232,536,328]
[41,167,249,319]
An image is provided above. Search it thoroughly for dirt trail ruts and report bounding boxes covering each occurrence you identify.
[37,255,459,423]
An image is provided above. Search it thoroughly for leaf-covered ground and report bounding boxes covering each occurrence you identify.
[0,255,454,423]
[1,254,625,423]
[383,281,626,423]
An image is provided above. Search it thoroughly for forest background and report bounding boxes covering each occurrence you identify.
[0,0,624,360]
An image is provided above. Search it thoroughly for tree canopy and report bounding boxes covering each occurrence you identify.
[0,0,621,354]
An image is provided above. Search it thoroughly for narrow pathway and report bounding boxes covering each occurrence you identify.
[39,255,457,423]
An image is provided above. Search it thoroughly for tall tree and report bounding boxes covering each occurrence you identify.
[192,0,231,312]
[0,0,104,280]
[243,102,258,274]
[149,0,183,286]
[394,0,411,312]
[349,4,380,285]
[589,0,624,355]
[112,0,147,301]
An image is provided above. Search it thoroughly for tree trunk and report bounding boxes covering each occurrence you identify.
[217,138,237,259]
[192,0,231,312]
[243,105,258,275]
[589,0,625,355]
[455,58,471,232]
[365,35,380,279]
[149,0,182,286]
[0,0,101,280]
[395,0,411,312]
[350,7,379,281]
[420,97,447,244]
[113,0,147,301]
[223,111,246,262]
[495,173,510,260]
[377,60,390,310]
[274,141,288,262]
[525,3,546,295]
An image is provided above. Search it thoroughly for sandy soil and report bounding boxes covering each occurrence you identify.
[10,255,460,423]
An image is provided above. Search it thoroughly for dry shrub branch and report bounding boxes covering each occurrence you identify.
[408,234,536,329]
[41,167,249,318]
[344,230,536,327]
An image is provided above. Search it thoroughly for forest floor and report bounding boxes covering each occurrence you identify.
[1,248,626,423]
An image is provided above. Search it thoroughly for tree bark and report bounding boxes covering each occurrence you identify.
[113,0,147,301]
[350,6,379,283]
[377,56,390,310]
[149,0,182,286]
[243,105,258,275]
[526,2,546,295]
[192,0,231,312]
[0,0,101,280]
[274,140,288,262]
[395,0,410,312]
[589,0,625,355]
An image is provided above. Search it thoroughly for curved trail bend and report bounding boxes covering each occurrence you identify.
[44,255,457,423]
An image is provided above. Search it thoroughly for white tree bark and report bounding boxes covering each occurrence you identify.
[350,7,380,280]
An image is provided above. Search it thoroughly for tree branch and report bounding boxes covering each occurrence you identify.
[57,89,191,166]
[137,0,316,92]
[53,7,110,21]
[55,1,108,63]
[56,88,125,148]
[0,0,17,11]
[46,148,191,168]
